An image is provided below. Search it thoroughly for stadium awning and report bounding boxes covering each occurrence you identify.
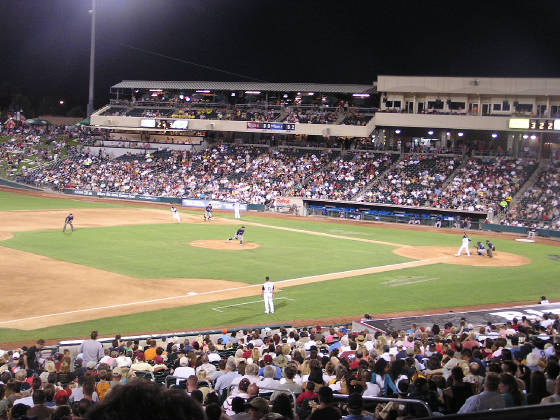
[111,80,376,94]
[24,118,51,126]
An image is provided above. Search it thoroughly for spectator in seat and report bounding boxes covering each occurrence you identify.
[499,373,527,407]
[308,386,341,420]
[27,389,53,419]
[459,372,505,413]
[541,377,560,404]
[85,380,204,419]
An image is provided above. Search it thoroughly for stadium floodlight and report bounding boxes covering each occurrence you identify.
[245,91,261,94]
[428,130,434,136]
[179,94,184,100]
[395,129,401,134]
[523,134,529,139]
[491,133,498,138]
[196,90,210,93]
[446,132,450,136]
[86,0,96,117]
[59,100,64,105]
[283,94,288,98]
[458,132,464,137]
[352,93,370,97]
[531,135,537,140]
[149,89,163,92]
[308,92,314,95]
[231,92,236,96]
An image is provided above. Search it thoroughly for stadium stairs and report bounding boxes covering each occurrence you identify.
[352,154,403,201]
[438,156,467,191]
[497,159,548,224]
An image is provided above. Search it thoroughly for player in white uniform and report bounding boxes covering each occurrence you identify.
[233,201,241,219]
[455,233,471,256]
[171,206,181,223]
[262,276,275,314]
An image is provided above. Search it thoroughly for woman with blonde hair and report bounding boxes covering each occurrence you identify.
[57,361,73,386]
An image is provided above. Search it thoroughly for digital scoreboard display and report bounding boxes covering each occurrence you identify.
[246,122,296,131]
[509,118,560,131]
[140,119,189,130]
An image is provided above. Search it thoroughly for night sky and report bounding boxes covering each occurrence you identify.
[2,0,560,113]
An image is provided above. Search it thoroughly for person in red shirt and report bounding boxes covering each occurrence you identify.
[296,381,318,407]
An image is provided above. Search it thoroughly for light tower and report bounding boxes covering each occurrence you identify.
[86,0,96,117]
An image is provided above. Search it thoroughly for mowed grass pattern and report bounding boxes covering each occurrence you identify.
[2,224,407,282]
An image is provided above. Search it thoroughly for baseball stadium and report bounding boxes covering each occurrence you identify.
[1,75,560,417]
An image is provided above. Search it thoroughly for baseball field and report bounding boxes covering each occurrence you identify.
[0,187,559,345]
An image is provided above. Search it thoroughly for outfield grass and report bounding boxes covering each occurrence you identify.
[1,191,559,343]
[0,190,126,211]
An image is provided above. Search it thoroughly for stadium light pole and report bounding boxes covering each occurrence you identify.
[86,0,96,117]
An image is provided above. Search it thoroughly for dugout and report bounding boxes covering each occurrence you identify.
[304,199,487,229]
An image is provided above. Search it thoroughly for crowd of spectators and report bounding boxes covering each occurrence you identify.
[298,152,398,201]
[2,126,559,229]
[283,108,339,124]
[500,161,560,230]
[361,155,457,206]
[436,158,537,214]
[1,308,559,419]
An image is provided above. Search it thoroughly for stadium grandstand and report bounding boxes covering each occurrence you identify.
[1,75,560,420]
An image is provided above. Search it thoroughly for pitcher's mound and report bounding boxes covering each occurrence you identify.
[189,240,260,250]
[394,246,530,267]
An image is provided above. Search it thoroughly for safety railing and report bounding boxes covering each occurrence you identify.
[332,393,433,417]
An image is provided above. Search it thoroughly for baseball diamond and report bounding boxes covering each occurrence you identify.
[0,186,557,344]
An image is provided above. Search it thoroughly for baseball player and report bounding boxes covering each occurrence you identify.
[262,276,275,314]
[528,224,537,239]
[62,213,74,232]
[171,206,181,223]
[203,204,213,221]
[233,201,241,219]
[455,232,471,256]
[485,240,495,258]
[476,241,485,256]
[227,226,245,245]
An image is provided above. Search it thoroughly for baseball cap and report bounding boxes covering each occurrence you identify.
[12,352,20,359]
[112,367,122,376]
[263,354,273,364]
[54,389,71,405]
[86,361,96,369]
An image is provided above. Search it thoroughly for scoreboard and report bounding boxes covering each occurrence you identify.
[509,118,560,132]
[246,122,296,131]
[140,119,189,130]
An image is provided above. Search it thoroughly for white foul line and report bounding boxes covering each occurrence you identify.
[0,257,445,325]
[212,297,295,312]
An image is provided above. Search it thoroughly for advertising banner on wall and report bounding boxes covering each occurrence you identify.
[273,196,304,216]
[181,198,248,211]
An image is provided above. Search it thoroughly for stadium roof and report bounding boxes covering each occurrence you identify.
[111,80,376,94]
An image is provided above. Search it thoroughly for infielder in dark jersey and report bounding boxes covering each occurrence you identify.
[228,226,245,245]
[63,213,74,232]
[204,204,213,221]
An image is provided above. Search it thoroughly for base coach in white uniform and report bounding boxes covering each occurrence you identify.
[262,276,275,314]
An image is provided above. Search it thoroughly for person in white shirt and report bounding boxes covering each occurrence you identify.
[262,276,275,314]
[456,233,471,257]
[171,206,181,223]
[174,357,195,384]
[233,201,241,219]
